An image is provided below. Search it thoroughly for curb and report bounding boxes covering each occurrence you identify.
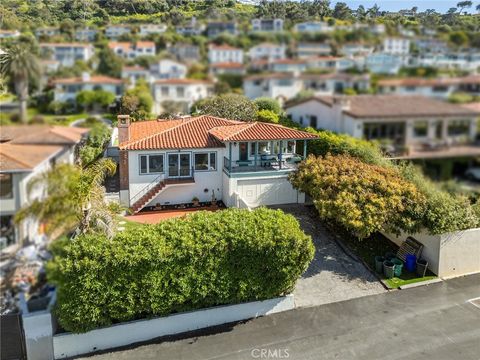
[398,278,443,290]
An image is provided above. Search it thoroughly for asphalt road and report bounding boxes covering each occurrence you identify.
[83,274,480,360]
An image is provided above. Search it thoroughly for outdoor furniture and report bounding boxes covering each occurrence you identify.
[285,154,304,164]
[396,237,423,262]
[260,155,277,167]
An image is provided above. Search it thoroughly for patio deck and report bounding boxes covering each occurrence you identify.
[125,206,222,224]
[227,162,297,173]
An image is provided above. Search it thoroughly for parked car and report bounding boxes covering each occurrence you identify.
[465,167,480,182]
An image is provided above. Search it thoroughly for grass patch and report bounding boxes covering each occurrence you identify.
[385,274,437,289]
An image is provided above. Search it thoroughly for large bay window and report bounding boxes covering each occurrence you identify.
[139,154,164,174]
[0,174,13,199]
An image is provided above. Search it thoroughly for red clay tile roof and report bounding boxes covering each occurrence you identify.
[120,116,242,150]
[1,125,88,144]
[0,144,64,172]
[52,75,124,85]
[245,72,294,81]
[120,116,317,150]
[209,44,241,51]
[285,95,480,119]
[209,122,318,141]
[210,62,244,69]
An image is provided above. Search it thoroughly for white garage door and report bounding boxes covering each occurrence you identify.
[237,178,299,207]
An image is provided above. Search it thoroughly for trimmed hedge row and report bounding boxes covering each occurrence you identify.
[48,208,314,333]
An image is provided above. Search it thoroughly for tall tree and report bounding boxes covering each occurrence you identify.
[332,2,352,20]
[456,1,473,13]
[0,43,41,123]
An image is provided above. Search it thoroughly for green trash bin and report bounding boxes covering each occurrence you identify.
[391,258,403,277]
[383,260,395,279]
[374,256,385,274]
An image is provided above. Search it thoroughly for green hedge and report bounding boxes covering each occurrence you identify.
[48,208,314,333]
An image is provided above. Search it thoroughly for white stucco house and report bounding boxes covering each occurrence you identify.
[295,42,331,58]
[248,43,287,61]
[293,21,332,33]
[208,44,244,64]
[108,41,156,59]
[105,24,131,39]
[251,18,284,32]
[383,37,411,55]
[122,59,187,87]
[378,76,480,99]
[116,115,316,212]
[209,62,246,75]
[285,95,480,158]
[365,53,406,74]
[0,30,20,39]
[139,24,167,36]
[340,43,374,57]
[39,43,94,68]
[0,126,88,251]
[35,27,60,38]
[52,73,124,103]
[152,79,214,114]
[75,28,98,42]
[121,66,151,87]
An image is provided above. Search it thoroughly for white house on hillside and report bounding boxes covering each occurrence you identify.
[39,43,94,67]
[294,21,332,33]
[139,24,167,36]
[105,24,131,39]
[295,42,331,58]
[75,28,98,42]
[251,19,283,32]
[248,43,286,61]
[0,126,88,251]
[208,44,244,64]
[152,79,213,114]
[52,73,124,103]
[378,76,480,99]
[121,60,187,87]
[285,95,480,159]
[108,41,156,59]
[383,37,411,55]
[116,115,316,212]
[0,30,20,39]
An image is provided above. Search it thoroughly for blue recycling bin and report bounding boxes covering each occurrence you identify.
[405,254,416,272]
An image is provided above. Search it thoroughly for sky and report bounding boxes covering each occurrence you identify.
[330,1,478,14]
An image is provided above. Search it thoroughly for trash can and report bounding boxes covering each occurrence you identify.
[375,256,385,274]
[383,260,395,279]
[385,252,396,261]
[416,259,428,277]
[405,254,416,272]
[391,258,403,277]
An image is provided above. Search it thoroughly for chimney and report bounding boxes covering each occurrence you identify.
[332,96,351,111]
[117,115,130,144]
[81,72,91,82]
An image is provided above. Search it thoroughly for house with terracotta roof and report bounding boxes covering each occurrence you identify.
[0,30,20,40]
[378,76,480,99]
[285,95,480,159]
[152,78,214,114]
[108,41,156,59]
[208,44,244,64]
[39,43,94,67]
[0,126,88,250]
[116,115,316,213]
[251,18,284,32]
[52,73,124,103]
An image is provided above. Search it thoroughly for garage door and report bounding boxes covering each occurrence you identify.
[237,178,299,207]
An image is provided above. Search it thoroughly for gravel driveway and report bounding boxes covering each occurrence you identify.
[275,205,385,308]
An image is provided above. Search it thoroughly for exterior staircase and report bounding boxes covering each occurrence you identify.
[130,177,195,214]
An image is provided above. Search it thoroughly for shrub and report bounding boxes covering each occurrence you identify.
[289,154,426,239]
[256,109,279,123]
[48,208,314,333]
[254,97,282,114]
[29,115,46,124]
[193,94,258,121]
[79,123,112,166]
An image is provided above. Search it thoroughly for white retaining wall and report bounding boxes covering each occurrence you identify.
[383,228,480,278]
[53,294,295,359]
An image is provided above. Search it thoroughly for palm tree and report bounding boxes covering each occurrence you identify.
[15,158,118,239]
[0,43,40,123]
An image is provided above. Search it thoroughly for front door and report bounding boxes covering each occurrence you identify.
[239,142,249,161]
[168,153,191,178]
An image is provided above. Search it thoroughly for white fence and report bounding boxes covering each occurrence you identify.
[52,294,294,359]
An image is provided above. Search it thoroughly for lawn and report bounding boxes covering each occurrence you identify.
[0,108,90,126]
[324,219,437,289]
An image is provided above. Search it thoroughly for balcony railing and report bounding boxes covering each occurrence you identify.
[223,154,303,174]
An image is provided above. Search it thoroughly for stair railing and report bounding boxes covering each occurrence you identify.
[129,174,164,207]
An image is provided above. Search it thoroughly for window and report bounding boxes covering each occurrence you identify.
[309,115,317,128]
[448,120,470,136]
[161,86,169,96]
[413,121,428,137]
[194,152,216,171]
[0,174,13,199]
[139,154,164,174]
[176,87,185,97]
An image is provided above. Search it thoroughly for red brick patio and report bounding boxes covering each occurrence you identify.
[125,207,221,224]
